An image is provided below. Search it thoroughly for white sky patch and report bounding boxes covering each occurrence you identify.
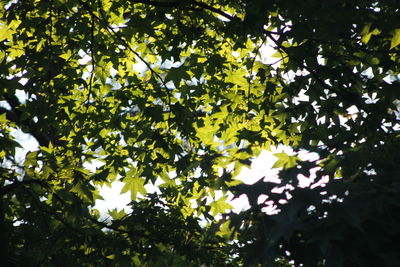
[95,181,132,215]
[93,148,286,214]
[8,123,321,218]
[228,146,320,213]
[260,41,280,68]
[10,128,39,164]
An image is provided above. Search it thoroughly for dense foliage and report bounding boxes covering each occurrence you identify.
[1,0,400,266]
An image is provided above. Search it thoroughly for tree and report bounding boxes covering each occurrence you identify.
[1,0,400,266]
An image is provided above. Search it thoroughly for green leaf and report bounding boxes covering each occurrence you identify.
[121,170,146,200]
[390,28,400,49]
[108,208,127,220]
[210,196,233,216]
[24,151,39,167]
[272,152,299,169]
[360,23,382,44]
[217,220,234,238]
[71,181,95,202]
[0,112,8,123]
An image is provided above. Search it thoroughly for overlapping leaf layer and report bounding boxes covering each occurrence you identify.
[1,0,400,266]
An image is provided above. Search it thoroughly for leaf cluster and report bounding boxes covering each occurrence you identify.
[1,0,400,266]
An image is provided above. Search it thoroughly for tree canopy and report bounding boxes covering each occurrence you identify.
[1,0,400,266]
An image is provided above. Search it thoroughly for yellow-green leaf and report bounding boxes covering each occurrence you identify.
[272,152,299,169]
[121,170,146,200]
[390,28,400,49]
[210,196,233,216]
[217,220,234,238]
[361,28,380,44]
[0,113,8,123]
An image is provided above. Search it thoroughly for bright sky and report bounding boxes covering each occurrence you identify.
[8,127,320,217]
[93,146,321,216]
[89,147,287,215]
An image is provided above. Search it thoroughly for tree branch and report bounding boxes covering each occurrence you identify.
[132,0,181,7]
[0,105,59,147]
[0,179,47,198]
[192,1,237,21]
[133,0,238,21]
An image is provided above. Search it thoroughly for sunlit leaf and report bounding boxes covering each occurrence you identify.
[121,170,146,200]
[210,196,233,216]
[390,28,400,49]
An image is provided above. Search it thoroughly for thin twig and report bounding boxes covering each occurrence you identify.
[48,0,54,44]
[86,15,96,111]
[247,34,268,113]
[78,0,173,130]
[132,0,239,22]
[0,179,48,197]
